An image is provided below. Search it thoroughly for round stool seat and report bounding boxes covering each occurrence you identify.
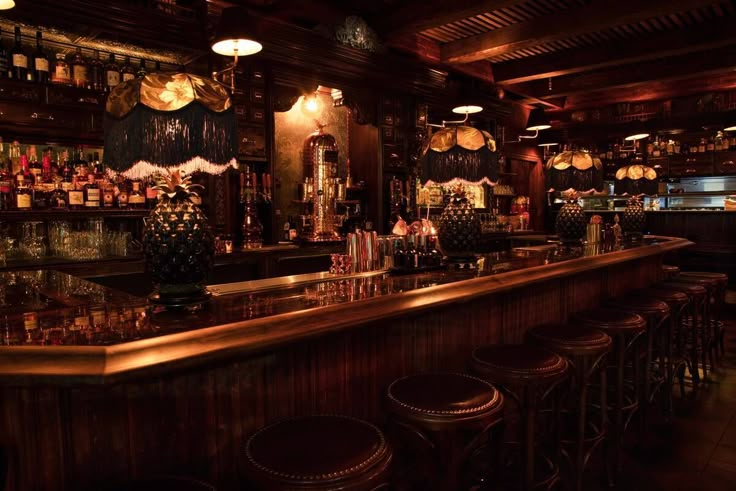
[662,265,680,276]
[656,281,707,297]
[669,276,720,288]
[605,297,670,317]
[387,373,503,426]
[634,288,689,306]
[680,272,728,285]
[245,415,391,489]
[571,308,647,334]
[471,345,568,385]
[526,324,612,357]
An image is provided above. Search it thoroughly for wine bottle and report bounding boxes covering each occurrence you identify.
[89,50,104,91]
[10,26,28,81]
[15,176,32,210]
[71,47,88,89]
[121,56,135,82]
[104,53,120,91]
[32,31,49,83]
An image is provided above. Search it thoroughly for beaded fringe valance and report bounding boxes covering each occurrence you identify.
[104,103,238,174]
[421,147,499,185]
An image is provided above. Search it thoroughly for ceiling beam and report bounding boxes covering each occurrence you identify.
[377,0,527,38]
[441,0,719,64]
[493,17,736,85]
[506,45,736,102]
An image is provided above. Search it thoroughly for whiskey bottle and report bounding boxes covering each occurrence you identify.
[51,52,71,85]
[0,154,13,211]
[14,176,32,210]
[121,56,135,82]
[28,145,42,182]
[102,179,114,208]
[0,28,9,78]
[84,174,100,208]
[16,154,35,186]
[10,26,28,81]
[61,152,74,192]
[67,176,85,210]
[104,53,120,91]
[128,180,145,208]
[49,177,68,209]
[32,31,49,83]
[89,50,104,90]
[71,47,88,89]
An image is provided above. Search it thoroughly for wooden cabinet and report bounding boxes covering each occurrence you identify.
[714,151,736,175]
[668,154,713,177]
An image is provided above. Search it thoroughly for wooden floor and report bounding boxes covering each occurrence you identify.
[583,290,736,490]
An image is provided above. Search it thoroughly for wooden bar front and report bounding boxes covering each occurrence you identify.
[0,237,690,491]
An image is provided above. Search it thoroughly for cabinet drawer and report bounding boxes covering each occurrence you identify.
[669,156,713,177]
[0,101,94,132]
[714,151,736,175]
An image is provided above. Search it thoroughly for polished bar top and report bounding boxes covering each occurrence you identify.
[0,235,692,385]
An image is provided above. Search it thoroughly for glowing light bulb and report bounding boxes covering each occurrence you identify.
[304,95,319,113]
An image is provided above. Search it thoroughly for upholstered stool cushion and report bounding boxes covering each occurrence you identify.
[605,297,670,317]
[471,345,568,385]
[387,373,503,426]
[571,308,647,334]
[655,281,708,297]
[670,276,720,288]
[662,265,680,275]
[679,272,728,286]
[634,288,689,306]
[245,415,391,488]
[526,324,612,357]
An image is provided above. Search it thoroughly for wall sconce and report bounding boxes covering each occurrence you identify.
[427,104,482,128]
[0,0,15,10]
[211,7,263,92]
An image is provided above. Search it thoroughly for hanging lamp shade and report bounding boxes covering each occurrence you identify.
[420,126,498,185]
[104,72,238,178]
[211,7,263,57]
[526,108,551,131]
[0,0,15,10]
[624,120,650,141]
[545,150,604,193]
[614,164,658,196]
[537,129,562,147]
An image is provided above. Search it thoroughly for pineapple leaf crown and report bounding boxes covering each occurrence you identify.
[627,195,643,206]
[152,170,203,201]
[561,189,579,202]
[449,183,467,202]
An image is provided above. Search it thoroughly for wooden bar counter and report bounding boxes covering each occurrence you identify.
[0,236,691,491]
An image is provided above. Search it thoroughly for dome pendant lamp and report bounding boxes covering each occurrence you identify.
[211,7,263,91]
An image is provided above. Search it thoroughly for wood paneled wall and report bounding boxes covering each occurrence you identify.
[0,255,662,491]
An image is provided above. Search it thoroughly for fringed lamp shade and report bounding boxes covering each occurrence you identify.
[545,151,604,193]
[420,126,498,185]
[104,72,238,178]
[614,164,658,196]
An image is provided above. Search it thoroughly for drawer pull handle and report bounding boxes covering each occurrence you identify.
[685,168,697,174]
[722,160,735,167]
[31,112,54,120]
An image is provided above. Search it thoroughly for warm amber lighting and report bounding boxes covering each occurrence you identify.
[211,38,263,57]
[0,0,15,10]
[725,125,736,132]
[303,93,320,113]
[452,105,483,115]
[624,133,650,141]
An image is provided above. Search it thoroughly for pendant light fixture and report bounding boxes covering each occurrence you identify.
[526,107,551,132]
[0,0,15,10]
[211,7,263,91]
[624,119,650,142]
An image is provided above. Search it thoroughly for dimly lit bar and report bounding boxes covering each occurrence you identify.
[1,1,735,490]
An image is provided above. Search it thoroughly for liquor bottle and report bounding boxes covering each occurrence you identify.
[32,31,49,83]
[32,177,49,210]
[115,178,129,208]
[723,133,730,151]
[0,151,13,211]
[136,59,147,78]
[61,151,74,192]
[104,53,120,91]
[71,47,88,88]
[92,152,104,184]
[102,179,114,208]
[128,180,145,208]
[51,52,71,85]
[16,154,35,186]
[89,50,104,90]
[28,145,42,182]
[0,28,9,78]
[698,138,706,153]
[715,133,724,152]
[74,148,88,176]
[145,176,158,208]
[41,153,52,184]
[121,56,135,82]
[67,176,85,210]
[707,136,715,152]
[10,26,28,81]
[282,215,292,241]
[14,175,32,210]
[49,177,67,209]
[83,173,100,208]
[23,313,43,345]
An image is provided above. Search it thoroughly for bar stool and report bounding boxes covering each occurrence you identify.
[471,345,569,491]
[604,296,672,425]
[525,324,612,491]
[661,265,680,280]
[100,476,216,491]
[244,415,392,490]
[570,309,646,484]
[679,272,729,358]
[657,281,711,383]
[635,288,693,396]
[386,372,504,491]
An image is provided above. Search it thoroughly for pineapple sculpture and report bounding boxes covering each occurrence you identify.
[437,183,481,261]
[143,170,214,305]
[555,191,587,244]
[621,195,646,240]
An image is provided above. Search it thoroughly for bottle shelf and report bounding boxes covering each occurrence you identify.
[0,209,150,221]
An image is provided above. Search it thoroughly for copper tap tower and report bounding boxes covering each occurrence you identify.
[301,123,341,242]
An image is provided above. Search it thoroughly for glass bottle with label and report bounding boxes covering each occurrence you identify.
[15,175,32,210]
[0,28,9,78]
[23,313,43,345]
[51,52,71,85]
[32,177,49,210]
[698,138,707,153]
[84,173,100,208]
[32,31,49,83]
[49,177,67,209]
[16,154,35,186]
[28,145,42,182]
[67,176,85,210]
[89,49,104,91]
[105,53,120,91]
[10,26,28,81]
[61,152,74,192]
[0,152,14,211]
[145,176,158,208]
[102,179,115,208]
[115,178,129,208]
[121,56,135,82]
[71,47,88,88]
[128,180,145,208]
